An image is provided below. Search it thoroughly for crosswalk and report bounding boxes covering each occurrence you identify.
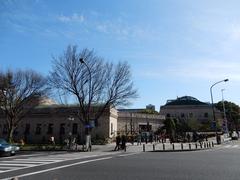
[217,144,240,150]
[0,152,112,174]
[223,144,239,148]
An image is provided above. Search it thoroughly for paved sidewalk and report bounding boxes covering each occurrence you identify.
[91,141,215,153]
[89,136,232,153]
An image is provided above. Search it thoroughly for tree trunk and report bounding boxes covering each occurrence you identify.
[7,127,14,143]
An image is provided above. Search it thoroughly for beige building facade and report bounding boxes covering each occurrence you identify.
[0,102,164,144]
[160,96,223,131]
[117,109,165,135]
[0,105,118,144]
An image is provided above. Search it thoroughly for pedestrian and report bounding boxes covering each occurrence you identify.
[187,133,191,143]
[121,135,126,150]
[49,136,55,145]
[114,134,121,151]
[20,139,25,146]
[145,133,148,144]
[149,133,153,143]
[205,135,208,141]
[137,133,141,145]
[51,136,55,145]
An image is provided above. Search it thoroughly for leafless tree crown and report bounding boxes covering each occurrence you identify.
[49,45,138,124]
[0,69,48,142]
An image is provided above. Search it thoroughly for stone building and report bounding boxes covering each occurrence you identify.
[0,98,165,144]
[0,105,118,144]
[117,108,165,135]
[160,96,223,131]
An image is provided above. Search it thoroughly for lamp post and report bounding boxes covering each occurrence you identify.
[79,58,92,151]
[210,79,229,144]
[221,89,228,135]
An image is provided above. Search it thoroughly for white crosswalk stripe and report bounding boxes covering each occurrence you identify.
[219,144,240,150]
[224,145,231,148]
[0,152,109,174]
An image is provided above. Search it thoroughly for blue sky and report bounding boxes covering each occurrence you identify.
[1,0,240,110]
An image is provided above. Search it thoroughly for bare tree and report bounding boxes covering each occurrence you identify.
[49,45,138,150]
[0,69,49,142]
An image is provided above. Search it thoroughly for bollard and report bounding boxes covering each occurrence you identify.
[212,141,214,147]
[181,143,183,150]
[209,142,211,148]
[207,143,209,148]
[204,142,206,148]
[172,143,175,150]
[200,143,202,149]
[163,143,165,151]
[195,143,197,149]
[189,143,191,150]
[153,144,155,151]
[143,144,145,152]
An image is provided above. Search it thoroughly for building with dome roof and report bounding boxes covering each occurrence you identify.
[160,96,223,131]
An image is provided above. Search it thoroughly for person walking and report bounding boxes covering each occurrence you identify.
[121,135,126,150]
[187,133,191,143]
[137,133,141,145]
[114,134,121,151]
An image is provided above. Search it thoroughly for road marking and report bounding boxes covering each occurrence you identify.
[5,156,113,180]
[0,167,18,169]
[118,152,140,157]
[224,145,231,148]
[21,158,63,162]
[0,153,112,174]
[14,159,57,162]
[0,153,46,160]
[0,163,34,167]
[1,161,43,164]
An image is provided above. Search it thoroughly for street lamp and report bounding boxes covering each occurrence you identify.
[221,89,228,135]
[210,79,229,144]
[79,58,92,151]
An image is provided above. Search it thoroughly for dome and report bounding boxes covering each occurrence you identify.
[165,96,207,106]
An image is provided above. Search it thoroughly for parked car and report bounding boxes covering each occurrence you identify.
[0,138,20,156]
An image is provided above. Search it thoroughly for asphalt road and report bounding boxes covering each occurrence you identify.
[1,141,240,180]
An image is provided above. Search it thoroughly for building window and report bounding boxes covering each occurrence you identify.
[47,124,54,134]
[35,124,42,135]
[25,124,30,135]
[166,114,171,118]
[60,123,65,135]
[111,123,114,135]
[72,123,78,135]
[204,113,209,118]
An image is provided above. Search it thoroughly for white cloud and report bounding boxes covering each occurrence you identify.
[57,13,84,23]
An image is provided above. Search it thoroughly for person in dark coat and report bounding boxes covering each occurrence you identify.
[114,134,121,151]
[121,135,127,150]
